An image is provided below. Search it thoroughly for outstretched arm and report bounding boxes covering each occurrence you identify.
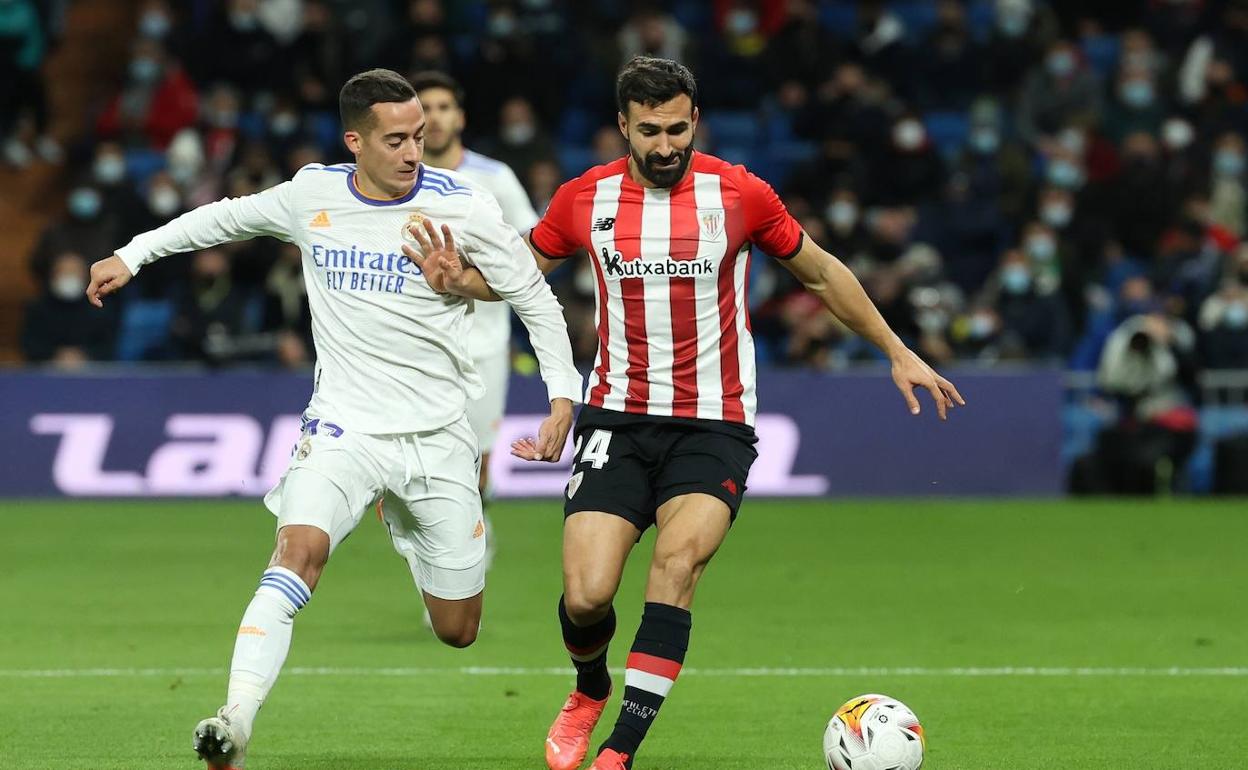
[401,229,563,301]
[778,234,966,419]
[88,182,295,307]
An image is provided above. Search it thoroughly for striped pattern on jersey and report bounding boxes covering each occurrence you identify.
[534,154,800,426]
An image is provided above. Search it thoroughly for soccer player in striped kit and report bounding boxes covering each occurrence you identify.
[423,57,965,770]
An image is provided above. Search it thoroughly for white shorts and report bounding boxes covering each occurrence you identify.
[465,351,509,455]
[264,414,486,600]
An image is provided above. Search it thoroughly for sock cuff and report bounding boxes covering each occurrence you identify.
[258,567,311,610]
[642,601,691,628]
[559,595,617,654]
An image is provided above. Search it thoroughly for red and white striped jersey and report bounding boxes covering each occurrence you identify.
[530,152,803,426]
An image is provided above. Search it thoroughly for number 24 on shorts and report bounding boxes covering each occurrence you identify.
[574,429,613,470]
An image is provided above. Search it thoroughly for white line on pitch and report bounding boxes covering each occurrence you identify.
[2,666,1246,679]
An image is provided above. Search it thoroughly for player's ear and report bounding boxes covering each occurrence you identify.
[691,106,699,130]
[343,130,363,155]
[617,111,628,139]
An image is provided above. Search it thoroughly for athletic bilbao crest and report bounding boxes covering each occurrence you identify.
[698,208,724,239]
[566,471,583,499]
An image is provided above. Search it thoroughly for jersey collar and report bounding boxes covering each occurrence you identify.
[348,167,423,206]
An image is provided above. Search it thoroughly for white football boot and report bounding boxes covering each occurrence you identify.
[192,706,248,769]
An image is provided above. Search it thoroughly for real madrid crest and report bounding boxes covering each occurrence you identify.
[400,210,427,244]
[296,439,312,461]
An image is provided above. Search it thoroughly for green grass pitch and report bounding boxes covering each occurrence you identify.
[2,498,1246,769]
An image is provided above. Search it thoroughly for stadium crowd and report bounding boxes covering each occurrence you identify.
[11,0,1248,388]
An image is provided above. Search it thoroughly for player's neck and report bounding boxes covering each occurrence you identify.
[424,143,464,171]
[352,168,415,201]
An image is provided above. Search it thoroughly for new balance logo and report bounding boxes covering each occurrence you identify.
[721,478,739,496]
[591,217,616,231]
[310,211,331,228]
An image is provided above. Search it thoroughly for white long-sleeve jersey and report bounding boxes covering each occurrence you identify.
[452,149,539,360]
[115,162,581,434]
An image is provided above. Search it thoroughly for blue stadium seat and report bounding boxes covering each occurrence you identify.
[1082,35,1121,79]
[891,1,939,42]
[671,0,713,33]
[557,108,594,145]
[819,2,859,39]
[115,299,174,361]
[965,0,996,41]
[237,110,267,141]
[308,112,340,153]
[705,111,761,148]
[922,111,970,160]
[556,146,596,178]
[124,149,166,187]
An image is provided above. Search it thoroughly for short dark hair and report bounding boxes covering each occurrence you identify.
[409,70,465,108]
[615,56,698,117]
[339,68,417,131]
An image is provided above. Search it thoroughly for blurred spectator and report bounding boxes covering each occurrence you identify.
[1107,132,1178,261]
[914,0,982,111]
[190,0,287,96]
[981,0,1058,101]
[762,0,839,95]
[484,96,555,182]
[1207,130,1247,237]
[1198,279,1248,368]
[20,252,117,367]
[868,112,945,207]
[29,183,121,286]
[1102,64,1167,144]
[0,0,61,167]
[954,97,1032,223]
[90,141,149,238]
[289,0,348,111]
[527,159,562,213]
[1016,38,1103,151]
[852,0,911,96]
[262,243,313,368]
[97,37,198,149]
[170,249,253,364]
[617,5,689,64]
[822,187,871,261]
[985,248,1070,360]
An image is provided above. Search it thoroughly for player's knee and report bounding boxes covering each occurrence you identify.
[563,582,615,622]
[650,548,700,590]
[271,526,331,588]
[434,619,479,648]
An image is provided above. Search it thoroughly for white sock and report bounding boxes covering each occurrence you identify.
[224,566,311,740]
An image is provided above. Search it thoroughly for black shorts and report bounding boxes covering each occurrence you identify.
[563,406,759,531]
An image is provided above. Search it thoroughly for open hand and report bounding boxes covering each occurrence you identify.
[402,219,465,295]
[890,346,965,421]
[86,255,133,307]
[510,399,574,462]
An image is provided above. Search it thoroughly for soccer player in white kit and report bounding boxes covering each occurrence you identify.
[411,72,537,498]
[85,69,581,770]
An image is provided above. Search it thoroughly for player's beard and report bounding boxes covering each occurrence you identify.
[632,143,693,188]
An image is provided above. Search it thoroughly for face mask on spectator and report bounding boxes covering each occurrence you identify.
[149,186,181,217]
[726,9,758,36]
[1041,202,1072,228]
[488,11,517,37]
[826,200,858,231]
[1001,265,1032,295]
[93,154,126,185]
[1025,234,1056,261]
[997,11,1028,38]
[968,126,999,154]
[1120,80,1155,108]
[270,112,299,137]
[1214,150,1245,178]
[140,11,171,39]
[969,312,996,340]
[501,122,536,145]
[129,56,161,84]
[1046,50,1075,78]
[893,120,925,151]
[230,11,259,31]
[1162,118,1194,151]
[1047,159,1084,189]
[68,188,102,220]
[1225,301,1248,329]
[52,274,87,302]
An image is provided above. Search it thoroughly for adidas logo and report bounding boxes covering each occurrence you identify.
[310,211,331,228]
[721,478,738,496]
[472,520,485,539]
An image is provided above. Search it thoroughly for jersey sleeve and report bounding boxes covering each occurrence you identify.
[460,192,583,403]
[528,177,581,259]
[741,171,804,260]
[115,181,296,276]
[492,166,540,232]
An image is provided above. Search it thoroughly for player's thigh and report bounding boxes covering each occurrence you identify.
[562,510,642,615]
[654,427,758,523]
[264,425,386,555]
[379,418,487,601]
[465,351,509,457]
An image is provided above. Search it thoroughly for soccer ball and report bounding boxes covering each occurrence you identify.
[823,693,925,770]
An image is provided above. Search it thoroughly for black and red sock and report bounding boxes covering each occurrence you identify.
[558,595,616,701]
[600,602,691,766]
